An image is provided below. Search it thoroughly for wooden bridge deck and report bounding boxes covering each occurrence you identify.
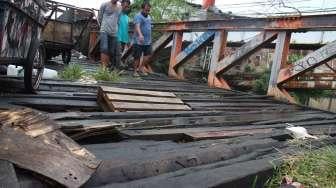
[0,74,336,187]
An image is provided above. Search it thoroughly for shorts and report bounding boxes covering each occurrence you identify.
[133,44,152,59]
[100,32,121,67]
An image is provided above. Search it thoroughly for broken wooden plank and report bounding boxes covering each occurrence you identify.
[84,138,279,186]
[0,108,101,188]
[0,160,19,188]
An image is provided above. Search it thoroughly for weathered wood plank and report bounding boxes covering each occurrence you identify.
[0,109,101,188]
[100,86,176,98]
[93,157,276,188]
[106,93,184,104]
[112,102,191,111]
[186,128,273,141]
[84,138,279,186]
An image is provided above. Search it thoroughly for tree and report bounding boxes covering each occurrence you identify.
[130,0,195,22]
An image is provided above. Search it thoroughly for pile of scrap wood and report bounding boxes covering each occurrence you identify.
[0,108,101,188]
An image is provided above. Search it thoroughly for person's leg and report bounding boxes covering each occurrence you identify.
[115,39,121,69]
[133,44,142,73]
[100,33,110,68]
[120,42,126,54]
[142,45,153,73]
[109,36,117,70]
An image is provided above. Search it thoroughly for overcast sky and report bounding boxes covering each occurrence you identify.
[56,0,336,16]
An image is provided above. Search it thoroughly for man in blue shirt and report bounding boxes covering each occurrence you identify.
[133,2,152,76]
[117,0,131,53]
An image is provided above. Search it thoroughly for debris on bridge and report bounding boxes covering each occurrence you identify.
[0,0,336,187]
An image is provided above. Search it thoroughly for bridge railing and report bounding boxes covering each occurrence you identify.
[122,14,336,103]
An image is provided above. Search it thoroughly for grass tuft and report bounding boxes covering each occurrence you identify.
[267,146,336,188]
[91,66,122,82]
[59,64,85,81]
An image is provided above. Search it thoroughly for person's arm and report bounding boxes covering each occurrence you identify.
[98,3,105,26]
[134,15,144,44]
[135,24,144,44]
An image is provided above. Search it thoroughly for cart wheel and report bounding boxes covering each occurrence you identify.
[24,43,45,93]
[62,50,71,64]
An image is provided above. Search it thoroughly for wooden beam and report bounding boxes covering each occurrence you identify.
[267,32,295,103]
[106,93,185,104]
[100,86,177,98]
[169,32,183,78]
[216,32,278,75]
[208,31,231,89]
[0,108,101,188]
[278,40,336,84]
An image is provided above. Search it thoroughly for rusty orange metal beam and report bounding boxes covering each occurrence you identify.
[154,14,336,32]
[267,32,293,102]
[215,32,278,75]
[208,31,231,90]
[169,32,183,78]
[284,80,336,90]
[267,32,291,98]
[202,0,215,9]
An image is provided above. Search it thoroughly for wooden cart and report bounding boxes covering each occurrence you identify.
[43,0,95,64]
[0,0,47,92]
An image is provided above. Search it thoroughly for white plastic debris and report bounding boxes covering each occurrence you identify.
[7,65,24,77]
[43,68,58,79]
[78,54,87,60]
[285,123,318,140]
[7,65,58,79]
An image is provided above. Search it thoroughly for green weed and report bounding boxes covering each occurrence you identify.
[59,64,85,81]
[92,66,122,82]
[267,146,336,188]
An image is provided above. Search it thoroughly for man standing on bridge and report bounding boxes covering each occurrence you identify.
[99,0,121,69]
[133,1,152,76]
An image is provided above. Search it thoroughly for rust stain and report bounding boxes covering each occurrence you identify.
[275,18,303,29]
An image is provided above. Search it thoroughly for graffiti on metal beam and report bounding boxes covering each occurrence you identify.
[290,41,336,75]
[175,31,215,65]
[278,40,336,84]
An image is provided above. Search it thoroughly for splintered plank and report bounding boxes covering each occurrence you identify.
[0,160,19,188]
[112,102,191,111]
[106,94,184,104]
[0,108,101,188]
[100,86,176,98]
